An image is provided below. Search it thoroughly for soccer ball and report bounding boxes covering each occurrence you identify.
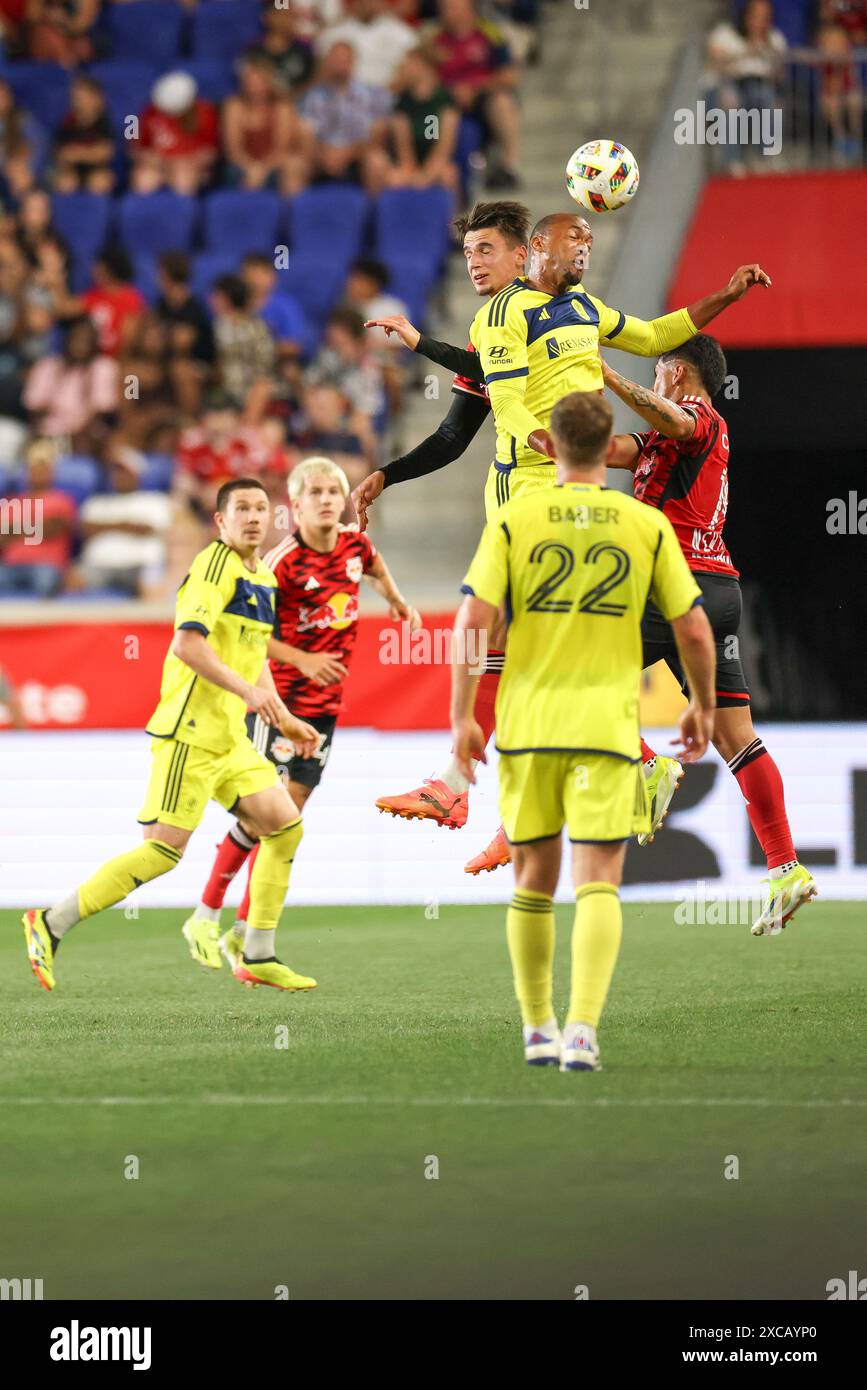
[566,140,640,214]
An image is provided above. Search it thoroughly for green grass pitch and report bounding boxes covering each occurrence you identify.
[1,902,865,1300]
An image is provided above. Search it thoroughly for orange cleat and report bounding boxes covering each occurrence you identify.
[376,778,468,829]
[464,824,512,874]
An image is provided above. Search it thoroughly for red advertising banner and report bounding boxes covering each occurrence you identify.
[0,616,456,731]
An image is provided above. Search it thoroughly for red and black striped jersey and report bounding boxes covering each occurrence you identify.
[263,527,378,717]
[451,340,491,406]
[631,395,738,578]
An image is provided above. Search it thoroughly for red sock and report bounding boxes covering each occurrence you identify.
[475,656,502,745]
[729,740,796,870]
[201,830,254,910]
[238,843,261,922]
[640,737,656,763]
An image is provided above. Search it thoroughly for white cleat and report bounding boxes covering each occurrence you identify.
[560,1022,602,1072]
[751,864,817,937]
[523,1021,562,1067]
[637,755,684,846]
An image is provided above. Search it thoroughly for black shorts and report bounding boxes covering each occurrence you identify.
[245,711,337,790]
[642,571,750,710]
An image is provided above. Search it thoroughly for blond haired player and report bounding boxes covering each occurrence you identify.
[181,457,421,965]
[22,479,324,994]
[451,393,716,1070]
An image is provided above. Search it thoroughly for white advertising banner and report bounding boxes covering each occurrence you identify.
[1,726,865,908]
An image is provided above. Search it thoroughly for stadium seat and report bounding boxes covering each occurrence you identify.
[107,3,185,69]
[191,251,241,303]
[52,195,113,291]
[118,192,198,257]
[379,255,438,328]
[85,61,158,136]
[175,59,237,104]
[140,454,174,491]
[285,185,368,259]
[203,189,282,257]
[191,1,262,62]
[373,189,454,273]
[132,254,160,305]
[53,456,102,507]
[1,63,71,131]
[279,252,347,324]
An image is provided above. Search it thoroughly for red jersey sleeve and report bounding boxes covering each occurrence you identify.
[451,341,489,403]
[678,397,719,457]
[360,531,378,571]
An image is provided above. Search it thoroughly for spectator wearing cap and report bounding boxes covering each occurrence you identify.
[222,51,315,196]
[321,0,418,90]
[0,436,75,596]
[210,274,276,423]
[23,316,118,451]
[426,0,521,189]
[154,251,215,418]
[300,40,392,193]
[53,75,115,194]
[388,46,459,190]
[131,72,220,195]
[73,440,172,598]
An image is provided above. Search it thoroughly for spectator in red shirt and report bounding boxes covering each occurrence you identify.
[174,392,290,521]
[426,0,521,189]
[0,436,75,597]
[78,247,147,357]
[131,71,219,195]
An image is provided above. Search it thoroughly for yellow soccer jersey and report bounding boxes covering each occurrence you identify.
[146,539,278,754]
[462,482,702,760]
[470,278,697,470]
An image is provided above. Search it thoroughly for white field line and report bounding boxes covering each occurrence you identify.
[0,1095,865,1109]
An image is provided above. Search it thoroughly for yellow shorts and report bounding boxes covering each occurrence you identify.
[483,460,557,522]
[138,736,280,831]
[498,750,649,844]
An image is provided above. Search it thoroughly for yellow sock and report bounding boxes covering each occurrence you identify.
[247,819,303,933]
[506,889,555,1027]
[567,882,622,1028]
[77,839,182,919]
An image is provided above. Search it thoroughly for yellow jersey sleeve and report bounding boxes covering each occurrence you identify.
[175,542,236,636]
[461,515,511,611]
[649,515,702,621]
[590,293,698,356]
[472,289,545,448]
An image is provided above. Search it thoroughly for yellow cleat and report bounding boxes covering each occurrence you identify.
[22,909,56,991]
[637,755,684,846]
[219,927,245,969]
[233,958,317,991]
[751,864,817,937]
[181,915,222,969]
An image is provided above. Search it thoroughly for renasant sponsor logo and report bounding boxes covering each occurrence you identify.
[50,1320,152,1371]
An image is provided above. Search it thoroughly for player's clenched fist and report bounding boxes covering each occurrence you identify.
[726,264,772,300]
[351,470,385,532]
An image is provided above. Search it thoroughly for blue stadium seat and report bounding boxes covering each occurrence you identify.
[373,188,454,272]
[204,189,282,257]
[285,185,368,264]
[175,59,237,103]
[118,191,198,257]
[52,194,113,289]
[86,61,158,132]
[107,2,185,69]
[379,256,437,328]
[280,252,347,324]
[191,1,262,61]
[1,63,71,131]
[140,454,174,491]
[54,456,102,507]
[132,253,160,305]
[191,251,240,303]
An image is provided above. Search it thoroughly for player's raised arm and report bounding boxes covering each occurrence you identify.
[351,391,491,529]
[685,263,771,330]
[600,358,697,440]
[365,315,483,380]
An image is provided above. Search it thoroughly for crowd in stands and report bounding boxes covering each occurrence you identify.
[704,0,866,173]
[0,0,542,600]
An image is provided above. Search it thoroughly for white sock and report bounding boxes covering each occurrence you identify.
[195,904,221,923]
[436,755,478,796]
[232,918,247,940]
[243,926,276,961]
[523,1018,558,1042]
[769,860,798,879]
[45,893,82,939]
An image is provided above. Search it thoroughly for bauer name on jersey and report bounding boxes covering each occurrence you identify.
[265,526,378,718]
[470,277,697,471]
[146,539,278,753]
[462,483,701,761]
